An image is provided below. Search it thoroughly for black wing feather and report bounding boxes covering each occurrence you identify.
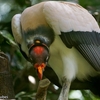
[18,44,32,63]
[44,64,61,87]
[60,31,100,71]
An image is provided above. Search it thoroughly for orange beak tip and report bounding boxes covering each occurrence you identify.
[37,66,43,80]
[34,63,46,80]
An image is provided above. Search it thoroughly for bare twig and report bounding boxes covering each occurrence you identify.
[36,78,51,100]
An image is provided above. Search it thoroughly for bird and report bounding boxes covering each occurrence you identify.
[11,1,100,99]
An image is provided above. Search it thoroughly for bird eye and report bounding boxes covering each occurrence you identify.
[46,56,49,62]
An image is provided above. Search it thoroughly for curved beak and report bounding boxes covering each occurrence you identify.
[34,63,46,80]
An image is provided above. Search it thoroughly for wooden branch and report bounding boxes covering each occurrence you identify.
[0,52,15,99]
[36,78,51,100]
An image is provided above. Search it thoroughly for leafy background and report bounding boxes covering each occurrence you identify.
[0,0,100,100]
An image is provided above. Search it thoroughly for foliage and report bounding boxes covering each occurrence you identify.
[0,0,100,100]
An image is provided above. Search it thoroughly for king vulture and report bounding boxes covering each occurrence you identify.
[12,1,100,99]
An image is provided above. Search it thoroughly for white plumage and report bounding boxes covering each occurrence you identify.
[12,1,100,100]
[12,14,22,44]
[44,1,100,83]
[43,1,100,33]
[50,36,98,83]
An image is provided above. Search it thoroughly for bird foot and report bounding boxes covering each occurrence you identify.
[58,77,71,100]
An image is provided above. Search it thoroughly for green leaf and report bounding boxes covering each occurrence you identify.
[0,31,4,44]
[0,31,18,48]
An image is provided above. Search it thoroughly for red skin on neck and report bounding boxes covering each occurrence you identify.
[33,46,44,55]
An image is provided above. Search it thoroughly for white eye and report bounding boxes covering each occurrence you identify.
[46,56,49,61]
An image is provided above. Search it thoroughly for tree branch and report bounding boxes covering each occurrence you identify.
[0,52,15,99]
[36,78,51,100]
